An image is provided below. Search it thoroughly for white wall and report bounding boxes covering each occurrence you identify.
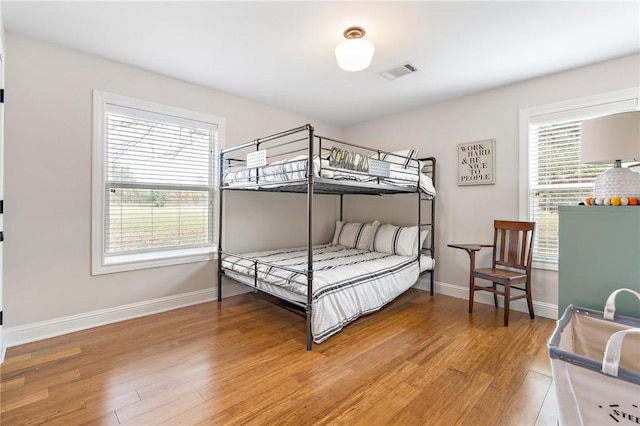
[3,33,341,335]
[343,53,640,311]
[4,31,638,345]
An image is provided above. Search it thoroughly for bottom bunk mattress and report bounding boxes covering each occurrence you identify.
[221,244,434,343]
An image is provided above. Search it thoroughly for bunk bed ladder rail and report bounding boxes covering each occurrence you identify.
[306,125,315,351]
[417,187,435,297]
[254,141,260,185]
[429,157,436,295]
[417,157,436,296]
[254,261,258,289]
[419,192,436,296]
[417,190,421,276]
[217,151,225,301]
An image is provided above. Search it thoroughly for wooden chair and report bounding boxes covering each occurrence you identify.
[449,220,536,326]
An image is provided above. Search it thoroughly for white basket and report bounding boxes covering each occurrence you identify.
[548,289,640,426]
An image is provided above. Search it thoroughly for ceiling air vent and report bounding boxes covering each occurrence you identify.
[379,62,419,80]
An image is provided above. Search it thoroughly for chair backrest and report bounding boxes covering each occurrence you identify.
[492,220,536,272]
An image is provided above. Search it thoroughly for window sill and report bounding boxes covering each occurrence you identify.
[532,259,558,272]
[92,246,216,275]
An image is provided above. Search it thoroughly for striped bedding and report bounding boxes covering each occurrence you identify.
[222,244,434,343]
[222,155,436,196]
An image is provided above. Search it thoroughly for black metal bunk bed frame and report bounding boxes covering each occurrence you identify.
[217,124,436,350]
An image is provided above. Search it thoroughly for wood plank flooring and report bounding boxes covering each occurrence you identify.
[1,289,558,425]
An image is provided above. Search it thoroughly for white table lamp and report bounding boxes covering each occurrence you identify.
[581,111,640,199]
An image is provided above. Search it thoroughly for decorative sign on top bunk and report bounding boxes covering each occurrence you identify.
[457,139,495,186]
[247,149,267,168]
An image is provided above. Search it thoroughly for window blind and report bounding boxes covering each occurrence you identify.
[528,119,607,262]
[105,105,217,256]
[521,89,638,268]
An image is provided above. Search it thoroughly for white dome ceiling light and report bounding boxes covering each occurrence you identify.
[335,26,375,72]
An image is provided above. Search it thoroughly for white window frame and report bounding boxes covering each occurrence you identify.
[92,91,225,275]
[519,87,639,271]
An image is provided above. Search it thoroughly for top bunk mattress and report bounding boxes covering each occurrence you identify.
[222,154,436,197]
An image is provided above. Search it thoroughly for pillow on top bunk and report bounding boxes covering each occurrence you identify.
[370,223,429,256]
[329,147,370,173]
[332,220,380,250]
[376,149,419,169]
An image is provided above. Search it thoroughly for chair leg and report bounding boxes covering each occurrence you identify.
[503,283,510,326]
[492,282,498,307]
[469,276,475,314]
[526,282,535,319]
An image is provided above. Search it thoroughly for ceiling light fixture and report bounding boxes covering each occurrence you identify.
[335,26,375,72]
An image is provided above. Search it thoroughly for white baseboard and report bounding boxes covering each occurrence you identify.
[1,327,5,364]
[414,277,558,320]
[4,278,558,350]
[4,284,249,349]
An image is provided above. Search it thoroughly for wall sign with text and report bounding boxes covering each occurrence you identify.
[458,139,495,185]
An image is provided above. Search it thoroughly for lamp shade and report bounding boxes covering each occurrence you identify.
[581,111,640,164]
[335,27,375,72]
[580,111,640,199]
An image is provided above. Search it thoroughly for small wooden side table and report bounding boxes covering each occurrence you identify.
[448,244,493,313]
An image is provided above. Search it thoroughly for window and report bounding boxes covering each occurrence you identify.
[92,91,224,274]
[519,88,638,270]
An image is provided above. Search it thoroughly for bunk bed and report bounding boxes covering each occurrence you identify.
[217,124,436,350]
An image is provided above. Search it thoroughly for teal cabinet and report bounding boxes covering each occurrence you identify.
[559,206,640,318]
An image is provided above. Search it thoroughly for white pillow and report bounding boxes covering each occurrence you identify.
[419,229,429,251]
[332,221,380,249]
[370,224,429,256]
[380,149,419,169]
[329,147,370,172]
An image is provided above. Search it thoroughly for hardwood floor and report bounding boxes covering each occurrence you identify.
[1,289,558,425]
